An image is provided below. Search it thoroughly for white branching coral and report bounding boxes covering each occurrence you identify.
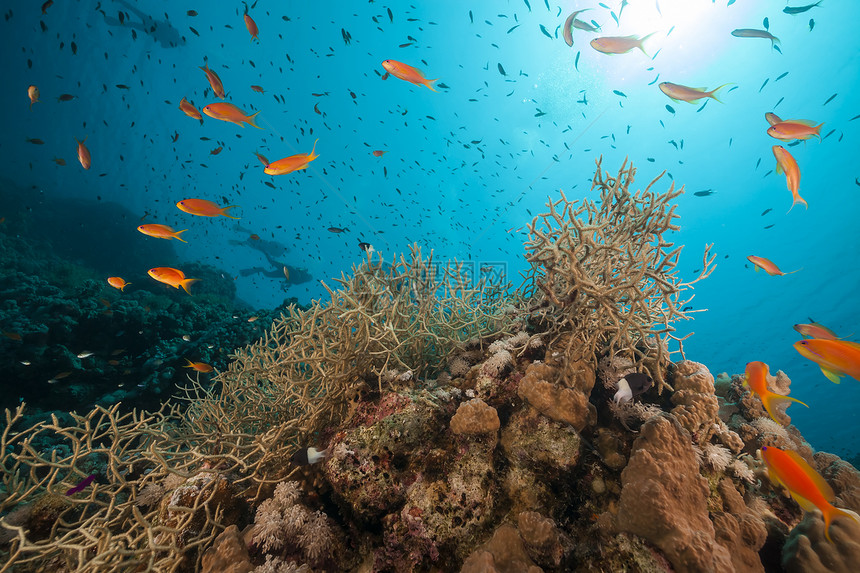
[730,458,756,484]
[448,356,471,378]
[253,555,310,573]
[482,349,513,377]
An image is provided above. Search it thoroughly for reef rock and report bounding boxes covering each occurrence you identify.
[201,525,254,573]
[450,398,500,436]
[517,362,592,431]
[617,414,733,572]
[781,510,860,573]
[670,360,720,440]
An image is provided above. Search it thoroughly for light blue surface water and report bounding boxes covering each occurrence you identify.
[1,0,858,455]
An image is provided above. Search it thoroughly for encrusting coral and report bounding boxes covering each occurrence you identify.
[4,159,860,572]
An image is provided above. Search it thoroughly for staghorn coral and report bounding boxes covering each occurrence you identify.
[522,157,715,393]
[190,244,513,444]
[0,402,288,571]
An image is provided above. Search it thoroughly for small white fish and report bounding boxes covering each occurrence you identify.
[77,351,95,358]
[182,335,191,341]
[20,360,32,366]
[291,446,329,465]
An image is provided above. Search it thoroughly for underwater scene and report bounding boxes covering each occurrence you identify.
[1,0,859,571]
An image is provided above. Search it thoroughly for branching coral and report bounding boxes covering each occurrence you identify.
[522,157,715,392]
[188,244,514,444]
[0,402,288,571]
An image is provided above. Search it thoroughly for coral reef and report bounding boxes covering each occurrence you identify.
[3,160,860,572]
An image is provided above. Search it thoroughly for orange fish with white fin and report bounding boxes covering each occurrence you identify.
[761,445,860,543]
[202,102,261,128]
[148,267,199,294]
[772,145,807,212]
[381,60,438,91]
[794,339,860,383]
[137,224,188,242]
[177,199,240,219]
[265,139,319,175]
[746,255,799,276]
[743,361,808,424]
[75,137,91,170]
[200,63,226,99]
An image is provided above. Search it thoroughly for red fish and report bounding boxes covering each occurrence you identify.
[743,361,807,424]
[381,60,438,91]
[200,63,226,99]
[148,267,200,294]
[264,139,319,175]
[202,102,261,128]
[761,445,860,543]
[244,14,259,42]
[372,150,388,157]
[76,137,91,170]
[746,255,799,276]
[794,339,860,383]
[177,198,240,218]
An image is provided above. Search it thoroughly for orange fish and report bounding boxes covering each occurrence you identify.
[249,233,260,241]
[659,82,730,104]
[253,151,269,165]
[75,137,91,170]
[244,14,259,42]
[107,276,131,291]
[202,102,262,128]
[177,198,240,219]
[148,267,200,294]
[53,157,66,166]
[794,322,840,340]
[250,85,265,93]
[179,97,203,123]
[765,112,782,126]
[41,1,53,15]
[772,146,807,211]
[590,33,654,56]
[746,255,799,276]
[184,359,214,373]
[767,120,824,142]
[199,63,226,99]
[381,60,438,91]
[372,150,388,157]
[794,339,860,383]
[28,85,39,109]
[210,146,223,155]
[2,331,22,341]
[743,361,808,424]
[137,224,188,242]
[761,445,860,542]
[264,139,319,175]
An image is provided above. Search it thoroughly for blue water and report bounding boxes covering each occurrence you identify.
[1,1,858,455]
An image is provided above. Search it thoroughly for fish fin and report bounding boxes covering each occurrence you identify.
[637,32,656,56]
[425,78,439,92]
[826,507,860,543]
[708,83,732,103]
[787,195,808,213]
[308,138,319,160]
[821,367,843,384]
[222,205,241,219]
[120,283,130,291]
[180,278,200,295]
[775,161,784,175]
[247,111,263,129]
[759,390,809,424]
[789,491,820,513]
[174,229,188,243]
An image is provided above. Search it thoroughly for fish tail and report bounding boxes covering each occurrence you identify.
[221,205,241,219]
[814,122,824,141]
[180,278,200,295]
[824,505,860,543]
[174,229,188,243]
[759,390,808,424]
[120,283,130,291]
[247,111,263,129]
[708,83,733,103]
[425,78,439,92]
[787,194,808,213]
[309,138,319,160]
[637,32,656,56]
